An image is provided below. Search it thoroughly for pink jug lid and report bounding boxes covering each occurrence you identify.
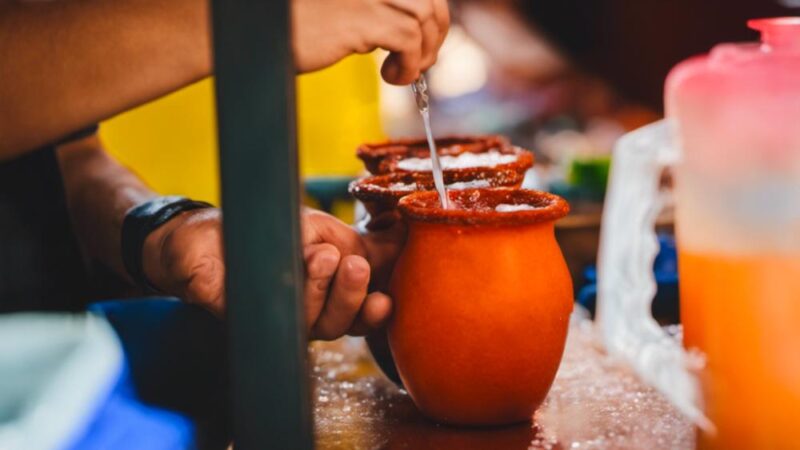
[748,17,800,52]
[666,17,800,173]
[667,16,800,91]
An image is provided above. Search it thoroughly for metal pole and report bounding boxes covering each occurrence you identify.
[211,0,313,448]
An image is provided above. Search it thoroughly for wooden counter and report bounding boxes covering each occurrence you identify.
[312,314,694,449]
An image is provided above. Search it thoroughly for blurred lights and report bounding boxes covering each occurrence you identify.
[428,27,490,98]
[376,26,491,136]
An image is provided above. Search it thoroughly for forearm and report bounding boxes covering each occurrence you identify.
[0,0,211,159]
[57,134,156,277]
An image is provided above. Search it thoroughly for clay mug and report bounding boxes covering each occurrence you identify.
[349,169,524,231]
[388,188,573,426]
[356,135,515,175]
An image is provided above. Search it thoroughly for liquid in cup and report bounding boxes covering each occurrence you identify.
[679,250,800,449]
[350,136,533,231]
[667,17,800,449]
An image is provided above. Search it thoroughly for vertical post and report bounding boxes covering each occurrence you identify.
[211,0,313,448]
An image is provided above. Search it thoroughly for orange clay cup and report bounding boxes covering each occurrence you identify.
[356,135,532,177]
[349,169,524,231]
[389,188,573,426]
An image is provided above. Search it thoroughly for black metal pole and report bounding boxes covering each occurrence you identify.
[211,0,313,448]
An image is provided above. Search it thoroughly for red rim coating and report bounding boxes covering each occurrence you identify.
[356,135,533,175]
[348,169,524,203]
[398,188,570,226]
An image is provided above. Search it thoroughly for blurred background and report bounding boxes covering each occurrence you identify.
[9,2,792,449]
[99,0,796,322]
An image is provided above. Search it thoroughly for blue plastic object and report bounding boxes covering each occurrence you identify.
[66,364,195,450]
[0,310,200,450]
[577,234,680,323]
[89,299,230,450]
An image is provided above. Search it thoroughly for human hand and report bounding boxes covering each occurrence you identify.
[292,0,450,85]
[302,208,405,340]
[142,208,226,315]
[140,205,406,340]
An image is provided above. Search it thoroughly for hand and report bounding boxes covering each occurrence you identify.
[140,205,407,341]
[142,208,226,315]
[292,0,450,85]
[302,208,405,340]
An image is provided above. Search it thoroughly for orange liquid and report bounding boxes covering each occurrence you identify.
[679,251,800,450]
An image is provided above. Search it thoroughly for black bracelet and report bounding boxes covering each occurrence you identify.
[121,196,213,293]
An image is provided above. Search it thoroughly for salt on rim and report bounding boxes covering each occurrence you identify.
[496,203,540,212]
[355,135,512,176]
[398,188,570,226]
[381,179,491,193]
[387,182,418,191]
[446,179,492,190]
[396,150,518,171]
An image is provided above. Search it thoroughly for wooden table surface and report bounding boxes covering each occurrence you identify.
[311,313,694,450]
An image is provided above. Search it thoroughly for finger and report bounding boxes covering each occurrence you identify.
[381,52,421,86]
[386,0,441,69]
[303,243,341,331]
[302,209,368,258]
[385,0,435,24]
[432,0,451,47]
[347,291,393,336]
[312,255,370,340]
[373,8,424,84]
[416,16,440,70]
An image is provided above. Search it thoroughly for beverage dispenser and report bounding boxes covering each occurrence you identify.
[597,17,800,449]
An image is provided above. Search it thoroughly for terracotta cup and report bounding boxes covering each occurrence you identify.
[349,169,524,231]
[388,188,573,426]
[356,135,532,177]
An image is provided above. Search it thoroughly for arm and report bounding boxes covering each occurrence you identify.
[0,0,212,158]
[57,134,157,277]
[57,134,227,312]
[58,135,401,337]
[1,0,449,159]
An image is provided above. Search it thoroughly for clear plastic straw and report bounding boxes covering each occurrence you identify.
[411,75,449,209]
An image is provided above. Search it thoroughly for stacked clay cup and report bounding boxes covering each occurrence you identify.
[349,135,573,427]
[349,135,533,230]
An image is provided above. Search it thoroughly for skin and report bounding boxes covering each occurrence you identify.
[293,0,449,84]
[4,0,449,340]
[58,135,406,340]
[0,0,449,158]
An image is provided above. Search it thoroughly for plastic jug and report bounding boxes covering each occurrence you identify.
[597,18,800,449]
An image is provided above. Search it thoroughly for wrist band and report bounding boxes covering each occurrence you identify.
[121,196,213,293]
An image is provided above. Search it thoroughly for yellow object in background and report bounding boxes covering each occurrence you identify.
[297,54,384,221]
[297,54,384,177]
[100,54,383,221]
[101,79,220,204]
